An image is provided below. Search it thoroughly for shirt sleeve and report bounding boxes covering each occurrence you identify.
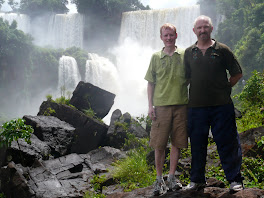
[144,54,156,83]
[223,46,242,76]
[184,49,191,79]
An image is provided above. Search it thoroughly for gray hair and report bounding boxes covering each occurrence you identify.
[194,15,213,28]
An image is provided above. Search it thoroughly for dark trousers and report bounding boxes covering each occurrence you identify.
[188,103,243,183]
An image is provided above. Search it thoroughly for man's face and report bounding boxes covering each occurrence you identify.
[193,18,213,41]
[160,28,177,48]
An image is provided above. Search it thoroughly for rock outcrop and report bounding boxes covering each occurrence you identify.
[0,82,263,198]
[69,81,116,119]
[104,109,148,149]
[38,101,108,153]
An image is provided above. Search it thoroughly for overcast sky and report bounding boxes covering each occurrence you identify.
[1,0,198,12]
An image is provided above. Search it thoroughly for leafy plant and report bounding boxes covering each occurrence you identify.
[83,191,105,198]
[83,174,107,197]
[111,146,156,192]
[135,114,152,130]
[114,120,129,132]
[84,108,97,118]
[0,118,34,147]
[46,94,53,101]
[43,107,56,116]
[234,71,264,132]
[90,174,107,192]
[83,108,104,123]
[242,157,264,188]
[235,70,264,107]
[0,193,6,198]
[257,136,264,149]
[55,96,71,105]
[236,106,264,132]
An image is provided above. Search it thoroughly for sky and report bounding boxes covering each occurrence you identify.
[1,0,198,12]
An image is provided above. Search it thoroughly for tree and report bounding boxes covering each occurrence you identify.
[71,0,150,53]
[215,0,264,81]
[19,0,69,16]
[0,0,5,9]
[235,70,264,107]
[8,0,20,11]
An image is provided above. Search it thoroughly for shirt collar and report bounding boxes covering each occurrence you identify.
[191,39,219,51]
[160,46,181,58]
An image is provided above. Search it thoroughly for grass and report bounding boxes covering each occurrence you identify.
[111,144,156,192]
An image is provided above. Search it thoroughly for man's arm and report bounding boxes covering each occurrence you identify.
[229,73,243,87]
[147,82,156,120]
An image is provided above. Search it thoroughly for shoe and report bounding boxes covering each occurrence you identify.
[186,182,206,191]
[167,176,182,191]
[153,179,167,196]
[229,181,244,193]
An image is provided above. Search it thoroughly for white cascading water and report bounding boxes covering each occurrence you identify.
[47,13,84,49]
[119,5,200,50]
[0,13,30,33]
[101,5,201,123]
[58,56,81,94]
[0,12,83,49]
[85,53,120,94]
[0,5,201,124]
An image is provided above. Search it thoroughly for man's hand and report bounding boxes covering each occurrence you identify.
[148,106,156,121]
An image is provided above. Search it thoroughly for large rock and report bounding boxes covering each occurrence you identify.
[105,178,264,198]
[239,126,264,158]
[38,101,108,153]
[0,134,51,167]
[0,147,125,198]
[69,81,116,119]
[104,109,148,149]
[23,115,75,158]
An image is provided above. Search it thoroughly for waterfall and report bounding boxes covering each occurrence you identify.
[119,5,200,50]
[85,53,120,94]
[0,13,30,33]
[47,13,84,49]
[0,12,84,49]
[58,56,81,94]
[103,6,201,121]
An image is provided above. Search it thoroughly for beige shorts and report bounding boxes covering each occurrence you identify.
[149,105,188,150]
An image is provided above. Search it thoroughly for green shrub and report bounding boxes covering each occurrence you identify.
[235,70,264,107]
[0,193,6,198]
[55,96,71,105]
[43,107,56,116]
[236,106,264,132]
[234,71,264,132]
[0,118,34,147]
[46,94,53,101]
[83,108,104,123]
[90,175,107,192]
[83,191,105,198]
[111,146,156,192]
[242,157,264,188]
[84,108,97,118]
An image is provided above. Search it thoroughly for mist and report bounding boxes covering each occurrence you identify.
[0,1,201,125]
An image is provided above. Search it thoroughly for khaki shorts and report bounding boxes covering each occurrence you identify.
[149,105,188,150]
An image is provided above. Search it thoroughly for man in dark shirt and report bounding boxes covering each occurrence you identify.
[184,15,244,193]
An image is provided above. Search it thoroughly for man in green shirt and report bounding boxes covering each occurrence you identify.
[145,23,188,196]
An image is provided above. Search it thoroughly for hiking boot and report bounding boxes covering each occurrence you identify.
[167,176,182,191]
[229,181,244,193]
[186,182,206,191]
[153,179,167,196]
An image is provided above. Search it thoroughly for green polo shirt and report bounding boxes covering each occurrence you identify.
[184,40,242,107]
[144,47,188,106]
